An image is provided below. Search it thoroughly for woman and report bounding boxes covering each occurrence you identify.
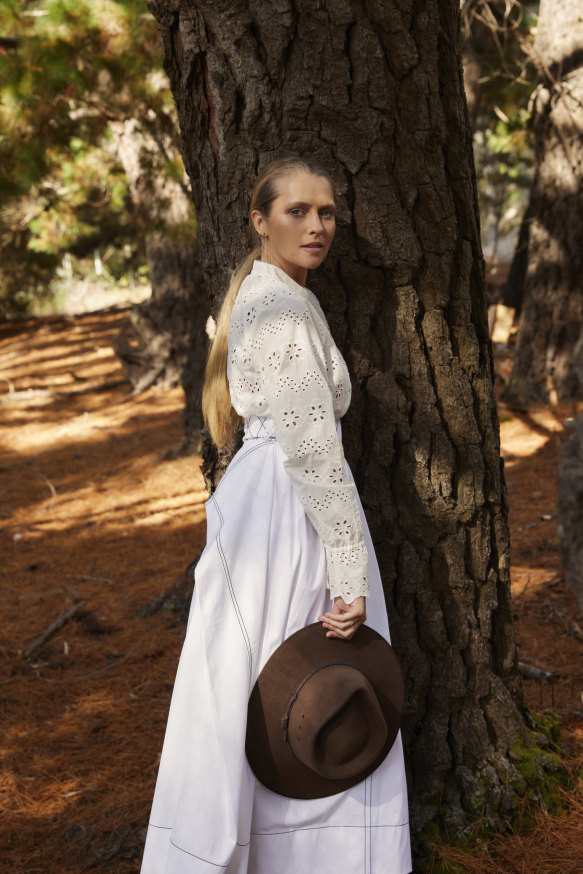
[141,157,412,874]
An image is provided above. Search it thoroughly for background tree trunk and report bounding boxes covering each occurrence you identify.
[502,200,531,312]
[111,118,207,437]
[557,414,583,611]
[506,0,583,404]
[460,0,504,132]
[149,0,536,849]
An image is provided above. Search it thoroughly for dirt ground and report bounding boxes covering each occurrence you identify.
[1,310,582,873]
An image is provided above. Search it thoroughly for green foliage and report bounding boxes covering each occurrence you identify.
[465,2,539,253]
[0,0,188,317]
[508,709,565,817]
[475,106,535,245]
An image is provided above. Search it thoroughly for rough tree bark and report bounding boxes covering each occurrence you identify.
[149,0,550,851]
[111,118,207,437]
[506,0,583,404]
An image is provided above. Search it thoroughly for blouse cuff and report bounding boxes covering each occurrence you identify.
[325,542,371,602]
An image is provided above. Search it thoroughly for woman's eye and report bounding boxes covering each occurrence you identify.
[290,208,304,216]
[321,209,335,218]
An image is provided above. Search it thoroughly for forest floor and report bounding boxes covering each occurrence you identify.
[1,308,582,873]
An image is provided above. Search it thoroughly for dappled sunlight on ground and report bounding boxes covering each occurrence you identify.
[499,391,583,717]
[1,316,582,872]
[498,401,565,461]
[1,310,205,871]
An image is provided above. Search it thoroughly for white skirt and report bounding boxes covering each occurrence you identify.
[141,416,411,874]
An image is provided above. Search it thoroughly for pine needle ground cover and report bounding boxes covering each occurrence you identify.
[1,309,206,872]
[1,310,582,872]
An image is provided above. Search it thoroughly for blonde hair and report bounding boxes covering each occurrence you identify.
[202,157,333,449]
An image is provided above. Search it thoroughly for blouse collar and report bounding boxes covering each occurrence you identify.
[250,259,312,299]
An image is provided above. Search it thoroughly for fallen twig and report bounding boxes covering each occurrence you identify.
[25,601,86,658]
[64,574,113,585]
[37,473,57,510]
[518,661,555,682]
[512,575,530,604]
[0,376,15,397]
[137,556,199,622]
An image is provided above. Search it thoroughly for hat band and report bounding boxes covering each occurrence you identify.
[281,663,325,744]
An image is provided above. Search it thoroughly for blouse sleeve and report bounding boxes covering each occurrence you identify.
[251,291,370,602]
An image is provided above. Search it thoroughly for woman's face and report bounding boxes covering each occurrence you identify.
[251,171,336,286]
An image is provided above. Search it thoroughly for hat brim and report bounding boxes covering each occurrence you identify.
[245,623,404,799]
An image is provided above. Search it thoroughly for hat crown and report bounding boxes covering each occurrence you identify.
[286,664,388,780]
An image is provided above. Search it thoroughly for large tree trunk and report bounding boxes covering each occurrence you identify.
[111,118,207,437]
[506,0,583,404]
[149,0,552,850]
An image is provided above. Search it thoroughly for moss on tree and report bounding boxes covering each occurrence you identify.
[417,709,568,871]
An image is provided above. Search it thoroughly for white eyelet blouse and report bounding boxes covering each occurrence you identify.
[227,259,370,603]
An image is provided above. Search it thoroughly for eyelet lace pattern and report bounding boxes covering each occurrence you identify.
[227,261,370,602]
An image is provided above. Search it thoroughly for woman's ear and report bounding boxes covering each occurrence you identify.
[251,209,267,238]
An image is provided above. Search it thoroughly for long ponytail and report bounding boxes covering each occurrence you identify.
[202,157,333,449]
[201,247,260,448]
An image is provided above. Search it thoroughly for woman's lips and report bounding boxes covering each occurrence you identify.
[302,243,324,251]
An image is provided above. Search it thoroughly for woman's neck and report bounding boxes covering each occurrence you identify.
[260,254,307,288]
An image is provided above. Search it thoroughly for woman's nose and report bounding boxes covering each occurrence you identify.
[309,211,324,233]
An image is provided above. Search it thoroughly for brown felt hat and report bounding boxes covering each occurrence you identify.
[245,622,404,799]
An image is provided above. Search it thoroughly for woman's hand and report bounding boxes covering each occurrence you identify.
[318,596,366,640]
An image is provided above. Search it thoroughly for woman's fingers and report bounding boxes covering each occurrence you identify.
[319,609,366,640]
[322,619,362,640]
[323,613,364,630]
[320,605,366,626]
[319,596,365,621]
[318,595,366,639]
[327,611,356,626]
